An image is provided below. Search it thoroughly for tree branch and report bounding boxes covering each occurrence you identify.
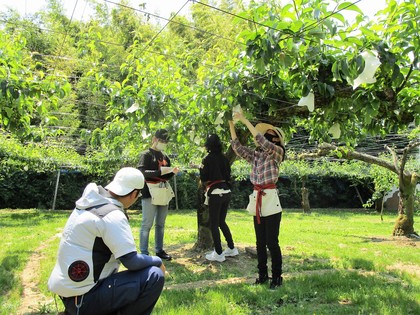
[298,143,398,174]
[401,140,420,176]
[385,145,400,175]
[396,57,417,94]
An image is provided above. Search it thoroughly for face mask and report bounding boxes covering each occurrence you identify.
[264,133,281,145]
[156,142,167,151]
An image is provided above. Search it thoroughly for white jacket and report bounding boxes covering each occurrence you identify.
[48,184,136,297]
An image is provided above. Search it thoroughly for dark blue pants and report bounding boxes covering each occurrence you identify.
[253,212,282,278]
[208,192,234,254]
[62,266,164,315]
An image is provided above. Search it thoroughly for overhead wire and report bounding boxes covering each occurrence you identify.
[186,0,416,121]
[179,0,364,110]
[1,0,382,91]
[47,0,80,85]
[1,0,413,156]
[0,0,390,81]
[191,0,364,48]
[103,0,244,46]
[0,8,240,85]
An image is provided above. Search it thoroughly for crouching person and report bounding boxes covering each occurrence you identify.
[48,167,165,315]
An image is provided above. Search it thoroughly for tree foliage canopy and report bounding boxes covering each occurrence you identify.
[0,0,418,163]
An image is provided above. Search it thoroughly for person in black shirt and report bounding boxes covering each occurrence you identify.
[200,134,238,262]
[138,129,179,261]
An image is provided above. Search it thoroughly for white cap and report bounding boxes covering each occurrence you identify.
[105,167,144,196]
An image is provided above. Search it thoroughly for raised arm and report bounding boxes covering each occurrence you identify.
[229,118,255,163]
[232,111,259,138]
[228,120,238,140]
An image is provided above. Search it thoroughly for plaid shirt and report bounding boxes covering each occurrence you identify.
[231,133,283,185]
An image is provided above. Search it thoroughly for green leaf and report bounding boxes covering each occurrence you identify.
[9,86,20,99]
[332,61,341,80]
[337,2,363,15]
[344,37,363,46]
[340,60,350,77]
[326,85,335,97]
[317,82,327,96]
[307,28,325,39]
[330,12,345,24]
[391,64,401,82]
[402,46,415,56]
[255,58,265,73]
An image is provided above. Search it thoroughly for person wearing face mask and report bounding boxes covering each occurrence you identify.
[228,110,286,290]
[138,129,179,261]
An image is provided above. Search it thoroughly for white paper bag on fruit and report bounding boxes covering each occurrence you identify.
[232,105,243,124]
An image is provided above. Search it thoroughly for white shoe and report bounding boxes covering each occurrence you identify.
[205,250,226,262]
[222,247,239,257]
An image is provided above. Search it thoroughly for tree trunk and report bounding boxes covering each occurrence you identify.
[375,197,383,212]
[193,183,213,251]
[393,172,417,236]
[301,186,311,213]
[299,142,419,237]
[194,134,248,252]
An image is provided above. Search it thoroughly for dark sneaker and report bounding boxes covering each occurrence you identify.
[254,274,269,285]
[156,250,172,261]
[269,276,283,289]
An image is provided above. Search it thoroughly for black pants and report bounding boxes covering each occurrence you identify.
[208,192,234,254]
[253,212,282,278]
[61,267,164,315]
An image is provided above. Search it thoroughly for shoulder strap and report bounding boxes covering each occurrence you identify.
[85,203,128,220]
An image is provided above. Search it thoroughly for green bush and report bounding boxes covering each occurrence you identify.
[0,132,377,210]
[0,169,373,210]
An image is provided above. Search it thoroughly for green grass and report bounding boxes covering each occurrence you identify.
[0,208,419,314]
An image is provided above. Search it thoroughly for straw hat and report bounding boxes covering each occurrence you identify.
[255,123,285,147]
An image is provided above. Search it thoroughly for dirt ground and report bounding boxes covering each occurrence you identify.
[18,235,419,314]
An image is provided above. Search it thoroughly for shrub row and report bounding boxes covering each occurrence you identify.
[0,168,371,210]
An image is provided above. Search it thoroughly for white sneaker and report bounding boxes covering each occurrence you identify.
[205,250,226,262]
[222,247,239,257]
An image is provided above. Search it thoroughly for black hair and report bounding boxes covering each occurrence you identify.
[264,132,286,161]
[205,134,222,153]
[155,129,169,142]
[264,132,280,145]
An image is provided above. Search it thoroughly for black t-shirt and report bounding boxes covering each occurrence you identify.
[199,151,231,191]
[137,148,173,198]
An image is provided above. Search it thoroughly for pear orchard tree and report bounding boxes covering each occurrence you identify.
[190,0,419,236]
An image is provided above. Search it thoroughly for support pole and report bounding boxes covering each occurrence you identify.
[173,175,179,210]
[52,169,61,211]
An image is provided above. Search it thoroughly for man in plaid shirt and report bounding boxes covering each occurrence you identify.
[229,110,285,289]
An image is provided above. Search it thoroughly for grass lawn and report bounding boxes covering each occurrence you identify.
[0,208,419,314]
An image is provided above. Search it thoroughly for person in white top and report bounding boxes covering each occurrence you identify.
[48,167,165,315]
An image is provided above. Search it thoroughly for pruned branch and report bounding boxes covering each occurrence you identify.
[401,140,420,175]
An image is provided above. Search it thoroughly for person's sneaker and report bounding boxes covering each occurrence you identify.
[205,250,226,262]
[222,247,239,257]
[269,276,283,289]
[254,273,269,285]
[156,250,172,261]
